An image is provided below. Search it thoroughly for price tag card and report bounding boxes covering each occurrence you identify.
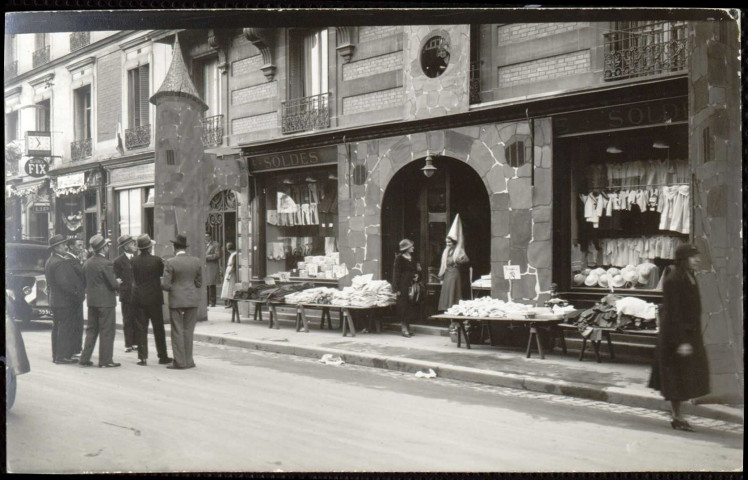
[503,265,521,280]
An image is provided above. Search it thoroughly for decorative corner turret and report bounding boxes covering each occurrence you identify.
[150,34,208,111]
[243,28,276,82]
[336,26,357,64]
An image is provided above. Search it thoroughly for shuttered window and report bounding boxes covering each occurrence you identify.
[73,85,92,141]
[287,28,328,100]
[128,65,150,128]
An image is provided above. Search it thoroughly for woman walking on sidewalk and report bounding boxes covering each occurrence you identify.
[393,239,421,338]
[649,244,710,432]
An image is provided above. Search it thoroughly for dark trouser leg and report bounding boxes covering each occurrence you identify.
[148,304,170,360]
[122,302,135,348]
[97,307,116,365]
[134,306,149,360]
[51,309,60,361]
[182,308,198,367]
[79,307,101,363]
[207,285,216,306]
[71,303,84,354]
[169,309,185,367]
[53,307,77,361]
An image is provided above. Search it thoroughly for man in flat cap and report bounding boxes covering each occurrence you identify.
[114,234,138,353]
[130,234,172,366]
[79,234,120,368]
[162,234,202,369]
[44,234,85,364]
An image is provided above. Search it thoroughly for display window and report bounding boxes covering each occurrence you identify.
[559,124,689,292]
[258,166,339,279]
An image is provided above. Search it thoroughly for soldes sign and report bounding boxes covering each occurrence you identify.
[246,146,337,173]
[24,157,49,177]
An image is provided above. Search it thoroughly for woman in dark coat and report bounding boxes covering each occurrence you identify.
[392,239,421,338]
[649,244,710,431]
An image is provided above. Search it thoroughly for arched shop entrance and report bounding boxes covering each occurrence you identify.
[205,189,238,271]
[382,156,491,318]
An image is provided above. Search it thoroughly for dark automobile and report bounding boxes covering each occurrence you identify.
[5,241,53,326]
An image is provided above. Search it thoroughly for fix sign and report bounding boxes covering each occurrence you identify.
[24,157,49,177]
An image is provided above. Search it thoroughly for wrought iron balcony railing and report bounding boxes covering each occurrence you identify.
[32,45,50,68]
[71,138,92,161]
[281,93,331,134]
[70,32,91,52]
[469,61,482,104]
[5,60,18,79]
[604,21,688,81]
[202,114,224,148]
[125,124,151,150]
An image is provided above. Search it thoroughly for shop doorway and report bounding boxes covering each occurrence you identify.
[381,156,491,291]
[206,189,238,271]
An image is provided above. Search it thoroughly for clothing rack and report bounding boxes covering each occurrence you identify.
[589,182,689,191]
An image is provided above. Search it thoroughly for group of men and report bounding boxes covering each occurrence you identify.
[44,231,204,370]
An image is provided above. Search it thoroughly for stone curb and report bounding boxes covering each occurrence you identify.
[120,323,744,425]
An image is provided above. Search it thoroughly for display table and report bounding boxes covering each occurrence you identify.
[558,323,658,363]
[430,313,566,359]
[291,303,341,333]
[230,299,284,329]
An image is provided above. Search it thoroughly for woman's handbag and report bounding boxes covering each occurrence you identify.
[408,281,423,304]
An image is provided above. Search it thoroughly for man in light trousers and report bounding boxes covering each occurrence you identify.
[162,234,202,369]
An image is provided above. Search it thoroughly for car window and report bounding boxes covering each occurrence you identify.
[7,246,48,271]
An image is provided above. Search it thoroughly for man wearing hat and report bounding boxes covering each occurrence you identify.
[130,234,172,366]
[64,237,86,358]
[204,233,221,308]
[161,234,203,369]
[44,234,85,364]
[79,234,120,368]
[113,234,138,353]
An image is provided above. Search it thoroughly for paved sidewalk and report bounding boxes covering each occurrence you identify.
[114,305,744,425]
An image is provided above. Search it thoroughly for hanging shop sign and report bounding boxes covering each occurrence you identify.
[53,171,86,196]
[554,96,689,137]
[24,157,49,177]
[246,146,337,173]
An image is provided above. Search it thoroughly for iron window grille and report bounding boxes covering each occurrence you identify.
[281,93,331,134]
[71,138,92,162]
[70,32,91,52]
[125,124,151,150]
[32,45,50,68]
[604,21,688,81]
[202,114,224,147]
[4,60,18,78]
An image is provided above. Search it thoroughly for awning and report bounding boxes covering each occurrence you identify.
[7,180,48,198]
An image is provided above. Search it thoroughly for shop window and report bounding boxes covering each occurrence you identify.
[505,136,530,168]
[73,85,92,141]
[260,167,338,278]
[117,188,144,237]
[143,187,155,237]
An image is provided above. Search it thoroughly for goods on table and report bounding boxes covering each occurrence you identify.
[282,275,397,307]
[567,294,658,337]
[573,262,661,289]
[471,274,491,289]
[444,297,564,318]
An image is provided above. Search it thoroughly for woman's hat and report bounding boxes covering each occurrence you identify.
[136,233,156,250]
[171,234,189,249]
[89,234,111,252]
[622,269,639,284]
[573,273,586,286]
[636,262,657,284]
[607,267,621,277]
[611,274,626,288]
[675,243,700,261]
[598,274,610,288]
[48,234,67,249]
[584,273,599,286]
[399,239,414,251]
[117,234,135,249]
[591,267,606,277]
[582,268,591,276]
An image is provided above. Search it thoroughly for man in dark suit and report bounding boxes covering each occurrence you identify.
[162,234,202,369]
[44,234,84,364]
[205,233,221,308]
[113,235,138,353]
[64,237,86,358]
[131,234,172,366]
[79,235,120,368]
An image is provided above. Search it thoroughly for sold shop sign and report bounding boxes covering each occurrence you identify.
[24,157,49,178]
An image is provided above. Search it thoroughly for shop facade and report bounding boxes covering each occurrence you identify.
[49,167,106,242]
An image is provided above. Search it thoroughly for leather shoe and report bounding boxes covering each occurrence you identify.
[79,360,94,367]
[99,362,121,368]
[158,357,173,365]
[55,358,78,364]
[166,365,184,370]
[137,359,147,366]
[125,347,134,353]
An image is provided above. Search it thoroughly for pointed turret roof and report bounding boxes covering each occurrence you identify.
[150,34,208,111]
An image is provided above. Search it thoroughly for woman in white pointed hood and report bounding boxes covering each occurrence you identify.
[437,214,470,311]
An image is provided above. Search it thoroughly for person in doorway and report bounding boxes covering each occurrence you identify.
[44,235,84,364]
[114,235,138,353]
[78,235,120,368]
[392,239,421,338]
[220,242,238,308]
[162,234,202,370]
[648,244,710,432]
[437,214,470,312]
[131,234,172,367]
[65,237,86,358]
[205,233,221,307]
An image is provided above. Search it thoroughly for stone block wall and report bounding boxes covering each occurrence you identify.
[342,88,404,116]
[403,25,470,119]
[337,118,553,306]
[342,51,402,81]
[498,50,590,88]
[359,26,403,43]
[497,23,589,45]
[688,20,743,403]
[231,113,278,135]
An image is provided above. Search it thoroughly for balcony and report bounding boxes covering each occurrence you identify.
[71,138,92,162]
[469,61,482,104]
[202,114,224,148]
[32,45,50,69]
[5,60,18,79]
[603,21,688,81]
[70,32,91,52]
[281,93,331,134]
[125,124,151,150]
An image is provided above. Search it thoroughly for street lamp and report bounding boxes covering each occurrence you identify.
[421,155,437,178]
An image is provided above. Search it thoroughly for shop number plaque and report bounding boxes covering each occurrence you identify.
[503,265,521,280]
